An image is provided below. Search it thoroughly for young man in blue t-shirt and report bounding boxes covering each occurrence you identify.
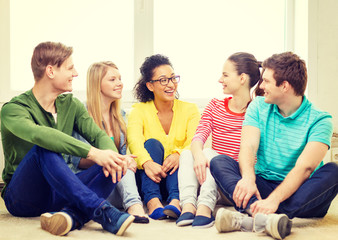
[210,52,338,239]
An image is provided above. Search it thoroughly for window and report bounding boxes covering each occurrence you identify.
[154,0,285,101]
[10,0,134,99]
[5,0,287,105]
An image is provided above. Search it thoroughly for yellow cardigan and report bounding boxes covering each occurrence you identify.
[127,99,200,169]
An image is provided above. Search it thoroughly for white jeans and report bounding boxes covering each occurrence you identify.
[178,148,219,211]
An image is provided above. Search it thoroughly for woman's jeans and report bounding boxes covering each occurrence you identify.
[3,145,117,227]
[70,130,142,211]
[138,139,179,205]
[178,148,219,211]
[107,169,142,210]
[210,154,338,218]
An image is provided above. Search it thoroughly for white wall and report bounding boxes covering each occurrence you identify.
[0,0,10,182]
[314,0,338,133]
[0,0,11,102]
[293,0,338,163]
[294,0,338,135]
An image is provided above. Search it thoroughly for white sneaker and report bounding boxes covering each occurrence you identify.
[215,208,245,233]
[254,213,292,239]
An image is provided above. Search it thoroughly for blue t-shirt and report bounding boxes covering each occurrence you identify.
[243,96,333,181]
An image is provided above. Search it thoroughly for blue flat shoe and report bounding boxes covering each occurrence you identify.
[148,208,167,220]
[163,205,181,219]
[176,212,195,226]
[192,215,215,228]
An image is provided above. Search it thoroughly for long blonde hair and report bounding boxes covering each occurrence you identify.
[86,61,127,151]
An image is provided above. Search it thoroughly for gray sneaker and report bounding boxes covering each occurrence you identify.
[254,213,292,239]
[215,208,253,233]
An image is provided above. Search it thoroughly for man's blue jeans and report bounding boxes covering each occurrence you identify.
[3,145,117,227]
[210,154,338,218]
[138,139,179,204]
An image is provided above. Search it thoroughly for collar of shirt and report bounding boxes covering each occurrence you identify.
[150,99,177,113]
[273,96,309,120]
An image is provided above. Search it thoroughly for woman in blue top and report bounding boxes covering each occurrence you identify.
[65,61,148,223]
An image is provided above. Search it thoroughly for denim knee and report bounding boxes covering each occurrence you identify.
[209,155,221,173]
[324,162,338,182]
[144,138,164,164]
[144,138,164,151]
[210,154,234,173]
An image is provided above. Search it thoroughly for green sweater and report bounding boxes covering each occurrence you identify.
[1,90,117,198]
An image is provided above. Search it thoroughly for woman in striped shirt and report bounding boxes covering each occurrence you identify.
[177,52,262,228]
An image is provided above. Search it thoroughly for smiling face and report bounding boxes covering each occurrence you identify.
[146,64,177,102]
[100,67,123,102]
[218,60,242,95]
[52,56,78,93]
[260,68,284,104]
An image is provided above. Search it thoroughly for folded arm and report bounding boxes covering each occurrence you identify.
[250,141,329,215]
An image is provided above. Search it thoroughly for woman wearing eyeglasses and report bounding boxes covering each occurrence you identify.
[127,54,200,220]
[176,52,262,228]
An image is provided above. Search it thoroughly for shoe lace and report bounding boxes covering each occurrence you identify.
[100,204,122,225]
[232,214,244,229]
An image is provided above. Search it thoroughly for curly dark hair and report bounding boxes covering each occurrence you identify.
[134,54,174,102]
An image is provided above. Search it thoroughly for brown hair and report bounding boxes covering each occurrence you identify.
[31,42,73,80]
[258,52,307,96]
[228,52,261,89]
[227,52,263,106]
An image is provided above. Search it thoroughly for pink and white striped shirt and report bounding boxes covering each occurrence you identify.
[192,97,245,161]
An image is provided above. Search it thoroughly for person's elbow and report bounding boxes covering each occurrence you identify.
[303,166,315,179]
[295,163,316,180]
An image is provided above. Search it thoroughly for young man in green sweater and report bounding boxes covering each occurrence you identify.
[1,41,135,236]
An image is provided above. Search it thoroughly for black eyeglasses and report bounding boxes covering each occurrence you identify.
[149,75,180,86]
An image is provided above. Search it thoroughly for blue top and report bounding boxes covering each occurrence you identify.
[243,96,333,181]
[63,109,127,174]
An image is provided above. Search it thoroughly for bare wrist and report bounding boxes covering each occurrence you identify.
[172,151,180,156]
[86,147,97,161]
[241,173,256,182]
[142,160,152,169]
[267,192,282,204]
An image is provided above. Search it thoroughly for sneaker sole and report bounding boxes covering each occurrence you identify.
[40,212,72,236]
[277,215,292,239]
[116,215,135,236]
[270,214,292,239]
[215,208,226,233]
